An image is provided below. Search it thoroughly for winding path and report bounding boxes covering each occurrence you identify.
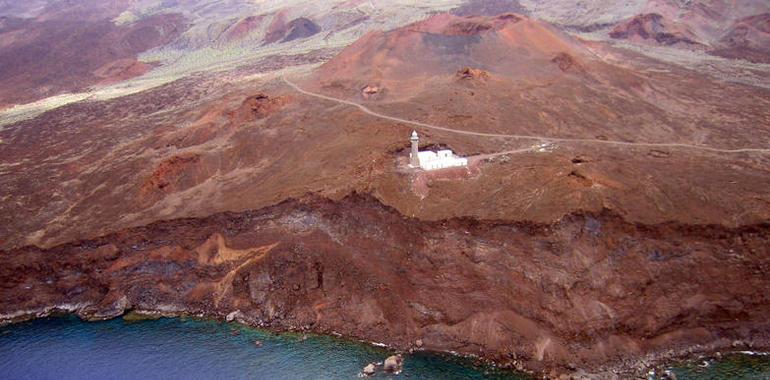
[283,77,770,155]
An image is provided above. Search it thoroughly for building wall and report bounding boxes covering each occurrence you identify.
[421,157,467,170]
[415,149,467,171]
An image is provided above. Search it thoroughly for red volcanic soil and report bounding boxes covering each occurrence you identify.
[312,11,770,151]
[455,66,489,80]
[550,52,583,73]
[141,153,202,196]
[94,59,157,86]
[223,15,266,42]
[314,13,587,99]
[610,2,770,62]
[1,194,769,378]
[228,93,291,122]
[609,13,702,46]
[263,11,288,44]
[1,9,769,379]
[711,13,770,63]
[264,13,321,44]
[0,12,186,106]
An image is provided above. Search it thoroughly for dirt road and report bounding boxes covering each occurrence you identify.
[283,77,770,155]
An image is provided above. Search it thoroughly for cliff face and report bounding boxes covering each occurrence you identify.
[1,5,769,379]
[2,194,768,376]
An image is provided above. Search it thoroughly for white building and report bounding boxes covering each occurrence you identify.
[409,131,468,171]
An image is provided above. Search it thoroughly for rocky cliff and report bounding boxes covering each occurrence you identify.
[2,194,768,377]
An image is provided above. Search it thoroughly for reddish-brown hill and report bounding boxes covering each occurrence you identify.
[222,15,266,42]
[309,12,769,150]
[609,13,702,46]
[711,13,770,63]
[0,10,768,376]
[0,12,186,106]
[609,1,770,62]
[315,13,589,99]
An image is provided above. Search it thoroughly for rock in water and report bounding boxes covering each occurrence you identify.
[362,363,376,376]
[662,370,678,380]
[383,355,403,373]
[254,340,263,347]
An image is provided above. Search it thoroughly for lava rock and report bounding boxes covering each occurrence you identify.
[362,363,376,376]
[383,354,403,373]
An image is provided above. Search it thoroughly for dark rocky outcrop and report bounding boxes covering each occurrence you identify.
[456,67,489,80]
[710,13,770,64]
[283,18,321,42]
[1,194,768,378]
[550,52,583,73]
[610,14,701,46]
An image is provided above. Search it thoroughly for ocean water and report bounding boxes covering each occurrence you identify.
[667,352,770,380]
[0,316,528,380]
[1,317,768,380]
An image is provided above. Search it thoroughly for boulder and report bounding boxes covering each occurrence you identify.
[383,354,403,373]
[415,339,424,348]
[362,363,376,376]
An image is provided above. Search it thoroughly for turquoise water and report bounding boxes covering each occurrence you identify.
[667,353,770,380]
[0,316,528,380]
[1,317,768,379]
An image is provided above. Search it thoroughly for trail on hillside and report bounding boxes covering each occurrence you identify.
[283,77,770,155]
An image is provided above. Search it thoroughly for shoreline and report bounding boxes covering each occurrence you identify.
[0,306,530,376]
[2,194,769,379]
[3,303,769,379]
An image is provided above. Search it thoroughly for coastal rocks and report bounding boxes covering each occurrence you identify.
[1,194,770,377]
[415,339,424,348]
[362,363,376,376]
[122,311,161,322]
[226,310,239,322]
[254,340,263,348]
[383,355,404,373]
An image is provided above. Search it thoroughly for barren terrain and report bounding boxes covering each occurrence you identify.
[0,1,769,378]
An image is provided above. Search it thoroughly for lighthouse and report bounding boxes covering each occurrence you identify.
[409,130,420,168]
[407,131,468,171]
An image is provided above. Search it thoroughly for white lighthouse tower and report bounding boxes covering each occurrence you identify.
[409,131,420,168]
[407,131,468,171]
